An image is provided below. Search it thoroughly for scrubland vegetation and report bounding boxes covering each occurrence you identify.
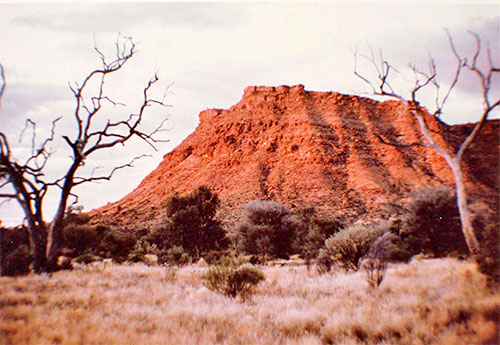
[1,185,499,344]
[1,258,498,345]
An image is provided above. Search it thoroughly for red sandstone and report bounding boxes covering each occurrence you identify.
[92,85,499,227]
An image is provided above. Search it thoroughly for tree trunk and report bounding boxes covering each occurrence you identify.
[46,213,65,271]
[47,161,80,271]
[28,223,48,273]
[414,111,481,255]
[450,159,481,255]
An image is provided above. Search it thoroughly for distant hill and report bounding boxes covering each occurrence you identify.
[92,85,499,227]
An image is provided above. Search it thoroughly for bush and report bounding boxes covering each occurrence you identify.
[95,228,137,263]
[362,232,398,289]
[203,250,238,266]
[401,187,467,257]
[61,224,99,256]
[146,219,177,252]
[235,200,304,259]
[2,245,32,276]
[59,211,116,260]
[202,265,265,300]
[226,267,265,299]
[324,223,387,271]
[149,186,229,260]
[73,253,103,264]
[159,245,191,266]
[475,223,500,285]
[235,223,273,258]
[316,249,334,274]
[298,214,344,265]
[0,226,31,276]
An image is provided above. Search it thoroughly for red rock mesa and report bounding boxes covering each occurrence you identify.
[93,85,499,226]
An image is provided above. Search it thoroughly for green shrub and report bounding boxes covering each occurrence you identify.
[226,267,265,299]
[95,228,136,263]
[148,186,229,260]
[235,200,304,259]
[146,220,177,251]
[324,223,387,271]
[202,265,232,294]
[401,187,467,257]
[202,265,265,300]
[298,214,344,265]
[59,210,112,260]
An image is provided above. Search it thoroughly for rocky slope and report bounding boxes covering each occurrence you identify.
[93,85,499,226]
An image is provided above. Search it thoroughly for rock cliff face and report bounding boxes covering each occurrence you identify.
[93,85,499,226]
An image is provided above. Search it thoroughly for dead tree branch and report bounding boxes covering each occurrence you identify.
[0,35,171,272]
[353,30,499,255]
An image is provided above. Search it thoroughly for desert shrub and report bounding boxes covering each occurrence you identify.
[316,249,334,274]
[0,226,31,276]
[235,223,273,258]
[61,224,99,256]
[235,200,304,259]
[401,186,467,257]
[202,265,265,300]
[73,253,103,264]
[226,267,265,299]
[132,238,159,256]
[362,232,399,289]
[63,209,90,226]
[475,223,500,285]
[127,252,146,263]
[95,228,136,263]
[127,238,160,264]
[324,223,387,271]
[149,186,229,259]
[203,250,239,266]
[299,214,345,265]
[202,265,231,293]
[159,245,191,266]
[146,219,177,252]
[58,210,114,260]
[467,203,500,285]
[2,245,32,276]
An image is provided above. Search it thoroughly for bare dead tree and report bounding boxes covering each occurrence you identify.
[353,31,499,255]
[0,36,169,272]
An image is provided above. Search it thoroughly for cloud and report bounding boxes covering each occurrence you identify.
[0,82,71,130]
[10,3,247,33]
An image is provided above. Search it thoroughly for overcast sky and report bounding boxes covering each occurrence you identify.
[0,1,499,226]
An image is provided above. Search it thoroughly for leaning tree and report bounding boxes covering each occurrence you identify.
[0,36,169,272]
[353,31,499,254]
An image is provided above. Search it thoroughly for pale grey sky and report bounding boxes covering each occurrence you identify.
[0,1,499,226]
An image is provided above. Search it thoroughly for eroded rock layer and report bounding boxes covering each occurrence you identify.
[93,85,499,226]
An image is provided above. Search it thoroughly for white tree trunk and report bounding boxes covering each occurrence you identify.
[414,112,481,255]
[450,158,481,254]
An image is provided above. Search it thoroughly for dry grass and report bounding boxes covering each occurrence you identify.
[0,258,498,345]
